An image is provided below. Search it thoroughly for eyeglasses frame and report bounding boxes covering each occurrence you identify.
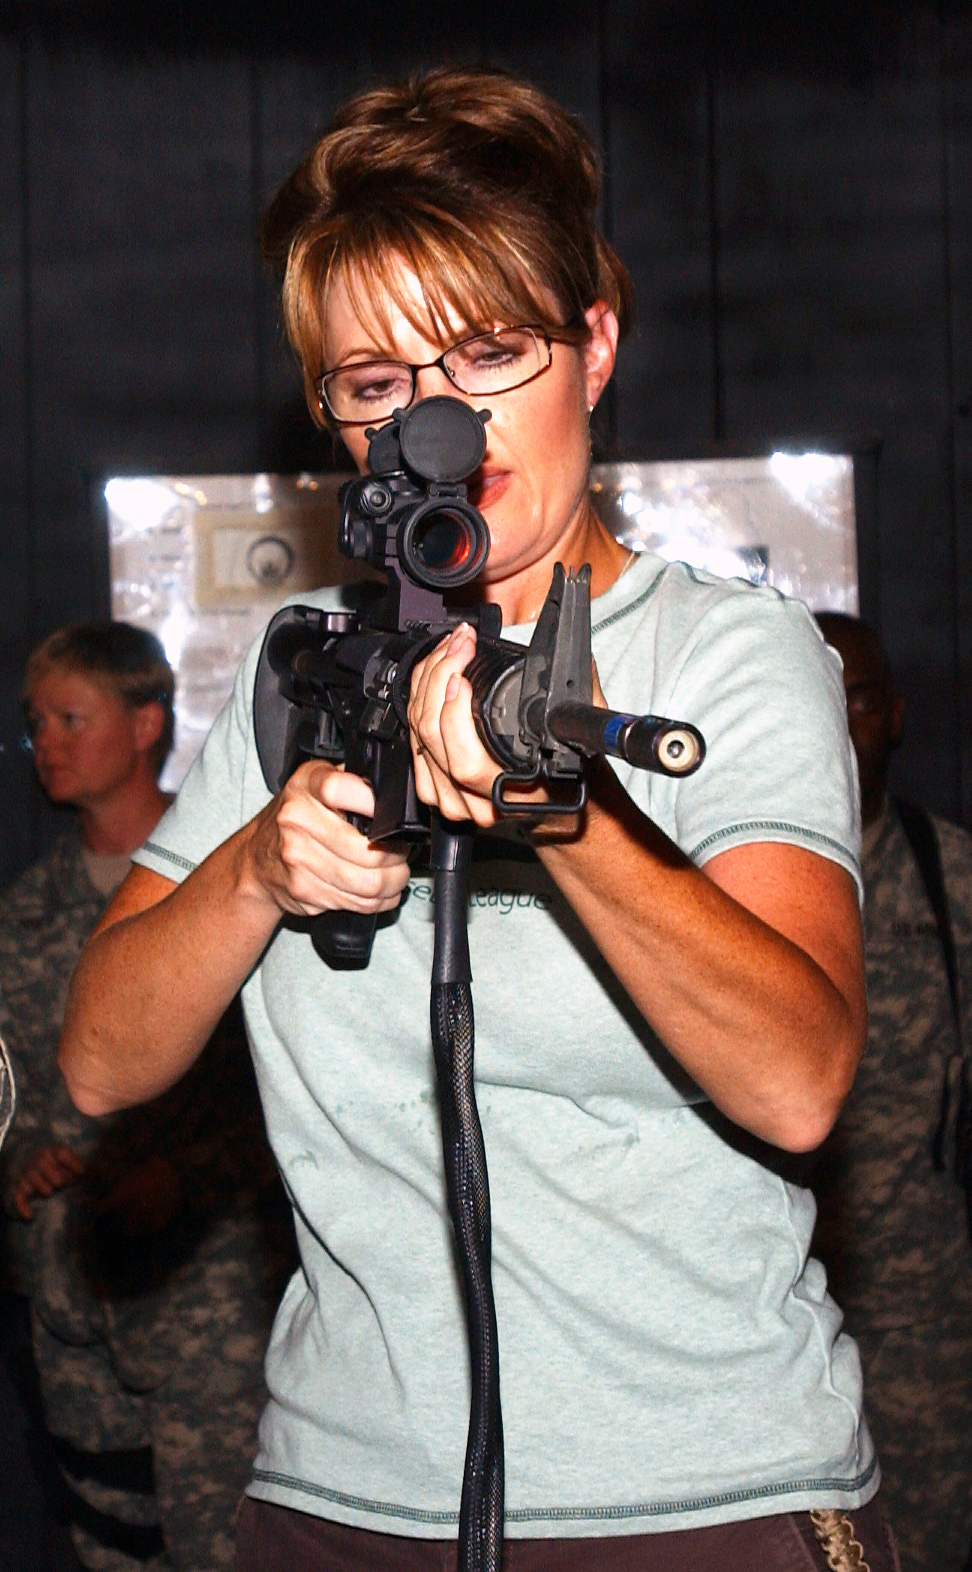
[315,324,567,426]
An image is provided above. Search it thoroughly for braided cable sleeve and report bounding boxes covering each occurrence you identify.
[432,980,504,1572]
[430,813,504,1572]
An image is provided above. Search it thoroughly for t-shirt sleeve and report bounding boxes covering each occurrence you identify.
[133,633,269,886]
[662,585,862,897]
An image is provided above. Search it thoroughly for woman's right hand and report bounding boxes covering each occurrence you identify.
[243,760,411,919]
[60,763,411,1119]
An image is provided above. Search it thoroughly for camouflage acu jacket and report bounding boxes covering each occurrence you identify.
[813,803,972,1328]
[0,828,284,1315]
[0,828,107,1208]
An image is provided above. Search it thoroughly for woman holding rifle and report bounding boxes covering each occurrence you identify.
[60,67,890,1570]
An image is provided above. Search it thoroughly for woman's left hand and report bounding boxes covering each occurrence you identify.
[407,623,500,827]
[408,622,608,827]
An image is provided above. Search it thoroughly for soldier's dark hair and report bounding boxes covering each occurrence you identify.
[814,611,893,689]
[25,622,175,776]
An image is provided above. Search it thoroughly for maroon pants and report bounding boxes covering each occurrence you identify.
[235,1495,899,1571]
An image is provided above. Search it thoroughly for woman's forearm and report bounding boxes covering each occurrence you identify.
[59,827,281,1116]
[535,768,866,1154]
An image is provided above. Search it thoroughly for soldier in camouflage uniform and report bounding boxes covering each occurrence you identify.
[0,625,295,1572]
[813,612,972,1572]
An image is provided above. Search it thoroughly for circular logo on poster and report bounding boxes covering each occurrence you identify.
[247,535,295,587]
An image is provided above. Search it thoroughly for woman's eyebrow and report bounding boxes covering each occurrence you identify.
[330,343,401,365]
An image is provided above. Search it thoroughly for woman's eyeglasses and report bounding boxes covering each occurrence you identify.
[316,325,557,426]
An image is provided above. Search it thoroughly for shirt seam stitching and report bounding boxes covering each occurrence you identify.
[591,572,664,636]
[250,1457,878,1524]
[689,820,859,867]
[140,840,196,875]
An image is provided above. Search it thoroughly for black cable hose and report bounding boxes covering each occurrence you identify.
[430,817,505,1572]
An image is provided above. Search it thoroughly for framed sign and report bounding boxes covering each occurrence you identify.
[105,473,369,788]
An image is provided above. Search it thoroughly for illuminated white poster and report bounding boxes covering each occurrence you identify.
[590,453,858,612]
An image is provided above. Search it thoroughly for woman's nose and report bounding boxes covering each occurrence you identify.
[32,722,61,759]
[31,736,54,769]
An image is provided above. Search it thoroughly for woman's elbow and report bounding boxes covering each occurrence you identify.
[57,1036,119,1118]
[62,1078,118,1119]
[776,1007,868,1155]
[778,1098,847,1156]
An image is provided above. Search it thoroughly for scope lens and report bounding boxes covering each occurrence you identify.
[414,512,472,572]
[402,503,489,588]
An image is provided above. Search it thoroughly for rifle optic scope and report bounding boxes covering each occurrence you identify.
[338,397,492,592]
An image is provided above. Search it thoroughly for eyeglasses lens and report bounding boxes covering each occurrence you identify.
[444,328,544,394]
[322,364,414,424]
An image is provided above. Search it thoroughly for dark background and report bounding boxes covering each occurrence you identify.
[2,0,971,884]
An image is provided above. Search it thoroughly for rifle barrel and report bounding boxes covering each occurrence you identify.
[546,702,705,777]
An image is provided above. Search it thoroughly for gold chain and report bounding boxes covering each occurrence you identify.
[809,1509,872,1572]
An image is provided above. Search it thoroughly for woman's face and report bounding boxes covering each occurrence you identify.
[26,669,154,807]
[322,261,618,615]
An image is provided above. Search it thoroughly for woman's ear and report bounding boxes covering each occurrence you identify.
[132,701,165,760]
[582,302,620,411]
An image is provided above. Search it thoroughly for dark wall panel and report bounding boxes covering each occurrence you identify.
[0,41,26,527]
[716,45,960,818]
[484,1,600,122]
[350,0,482,83]
[607,8,715,454]
[26,42,258,635]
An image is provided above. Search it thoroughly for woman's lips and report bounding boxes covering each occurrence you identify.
[469,468,511,509]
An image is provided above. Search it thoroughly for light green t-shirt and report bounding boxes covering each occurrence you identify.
[135,552,875,1538]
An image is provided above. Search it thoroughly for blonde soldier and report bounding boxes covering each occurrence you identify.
[0,624,294,1572]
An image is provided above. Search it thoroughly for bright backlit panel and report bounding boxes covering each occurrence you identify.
[590,453,857,610]
[107,454,858,787]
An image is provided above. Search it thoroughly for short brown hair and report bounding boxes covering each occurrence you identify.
[25,621,175,776]
[260,66,634,427]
